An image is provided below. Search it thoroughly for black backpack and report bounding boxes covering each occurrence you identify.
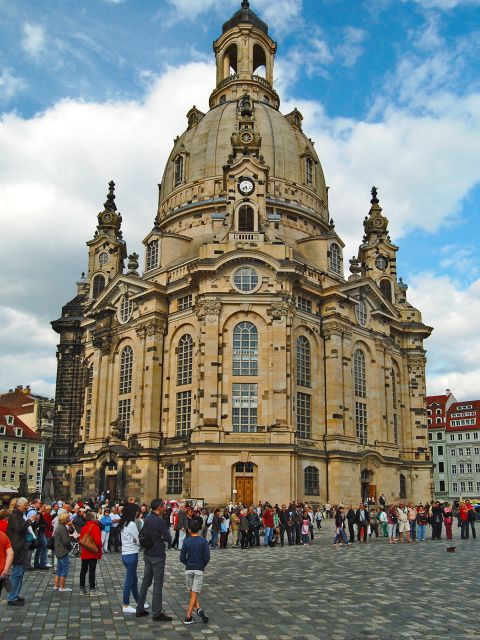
[138,519,154,550]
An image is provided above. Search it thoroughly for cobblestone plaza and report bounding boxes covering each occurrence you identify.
[1,522,477,640]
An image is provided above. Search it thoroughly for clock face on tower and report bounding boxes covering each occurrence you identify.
[238,177,255,196]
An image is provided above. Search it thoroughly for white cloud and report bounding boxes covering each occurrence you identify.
[0,308,57,399]
[166,0,303,34]
[0,68,26,101]
[336,27,366,68]
[21,22,46,58]
[408,274,480,400]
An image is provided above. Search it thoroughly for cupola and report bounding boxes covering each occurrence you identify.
[209,1,279,109]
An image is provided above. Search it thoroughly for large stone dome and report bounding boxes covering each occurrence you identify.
[160,100,328,210]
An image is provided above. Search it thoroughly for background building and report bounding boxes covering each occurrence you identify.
[0,407,45,495]
[0,385,54,449]
[427,391,480,502]
[49,2,433,506]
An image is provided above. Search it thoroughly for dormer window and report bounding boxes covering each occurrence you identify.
[6,415,14,426]
[0,426,5,435]
[15,427,23,437]
[174,155,184,187]
[146,240,159,271]
[329,242,342,275]
[305,157,314,186]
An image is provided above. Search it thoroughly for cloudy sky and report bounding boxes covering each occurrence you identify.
[0,0,479,400]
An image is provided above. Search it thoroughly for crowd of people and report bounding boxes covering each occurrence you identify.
[0,493,478,625]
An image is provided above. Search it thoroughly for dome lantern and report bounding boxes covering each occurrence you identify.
[210,1,279,109]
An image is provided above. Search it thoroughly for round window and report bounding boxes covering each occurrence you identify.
[119,295,133,324]
[99,252,109,265]
[356,298,368,327]
[232,267,260,293]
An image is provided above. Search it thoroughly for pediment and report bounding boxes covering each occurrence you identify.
[87,274,160,316]
[328,278,399,319]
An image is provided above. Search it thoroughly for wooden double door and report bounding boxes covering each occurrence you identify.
[236,476,253,506]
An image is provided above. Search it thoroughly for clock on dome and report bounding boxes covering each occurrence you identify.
[238,177,255,196]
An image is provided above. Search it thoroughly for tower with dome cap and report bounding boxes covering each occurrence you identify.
[49,2,433,506]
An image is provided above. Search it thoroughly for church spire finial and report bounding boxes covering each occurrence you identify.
[241,0,250,9]
[370,185,379,205]
[104,180,117,212]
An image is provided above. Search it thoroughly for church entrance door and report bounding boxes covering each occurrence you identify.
[236,477,253,506]
[106,474,117,498]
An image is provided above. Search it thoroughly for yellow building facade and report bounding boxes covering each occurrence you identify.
[51,2,433,506]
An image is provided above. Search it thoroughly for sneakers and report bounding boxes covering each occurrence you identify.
[59,587,72,592]
[90,589,104,596]
[53,586,58,591]
[136,610,149,618]
[80,588,87,595]
[7,600,25,606]
[123,605,137,614]
[196,608,209,624]
[184,616,195,625]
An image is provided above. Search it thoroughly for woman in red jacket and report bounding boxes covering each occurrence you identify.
[79,511,102,595]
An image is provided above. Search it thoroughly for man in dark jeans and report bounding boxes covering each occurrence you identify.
[346,505,356,543]
[6,497,35,605]
[355,504,370,543]
[136,499,172,622]
[279,505,292,546]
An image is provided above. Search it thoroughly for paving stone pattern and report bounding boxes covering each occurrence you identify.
[0,521,477,640]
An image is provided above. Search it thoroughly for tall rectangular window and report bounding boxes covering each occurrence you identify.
[468,481,473,492]
[146,240,159,271]
[439,480,445,492]
[232,383,257,433]
[296,392,311,439]
[117,398,131,440]
[85,410,91,438]
[393,414,398,444]
[452,482,458,492]
[356,401,368,445]
[176,391,192,436]
[451,464,457,474]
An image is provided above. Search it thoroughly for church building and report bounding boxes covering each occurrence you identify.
[50,1,433,506]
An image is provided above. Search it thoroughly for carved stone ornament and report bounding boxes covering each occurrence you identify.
[268,298,295,320]
[322,321,351,339]
[195,298,221,321]
[135,319,167,340]
[110,419,121,440]
[407,354,426,373]
[92,332,113,355]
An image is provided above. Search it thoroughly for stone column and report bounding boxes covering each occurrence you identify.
[268,298,295,432]
[323,321,350,438]
[135,318,167,441]
[195,298,221,428]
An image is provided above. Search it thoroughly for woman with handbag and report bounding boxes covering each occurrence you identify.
[79,511,102,595]
[119,503,147,614]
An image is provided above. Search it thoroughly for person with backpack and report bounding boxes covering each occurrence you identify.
[136,499,172,622]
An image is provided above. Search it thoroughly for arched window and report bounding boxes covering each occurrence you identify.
[399,473,407,499]
[354,349,366,398]
[233,322,258,376]
[380,279,392,301]
[304,466,319,495]
[296,336,311,387]
[92,274,105,298]
[146,240,159,271]
[167,463,183,494]
[238,206,255,232]
[119,346,133,395]
[253,43,266,77]
[177,334,193,386]
[296,392,311,439]
[224,43,238,77]
[174,155,184,187]
[75,470,84,495]
[305,157,314,185]
[329,243,341,274]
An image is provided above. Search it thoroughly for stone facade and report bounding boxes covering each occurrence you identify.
[49,2,433,506]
